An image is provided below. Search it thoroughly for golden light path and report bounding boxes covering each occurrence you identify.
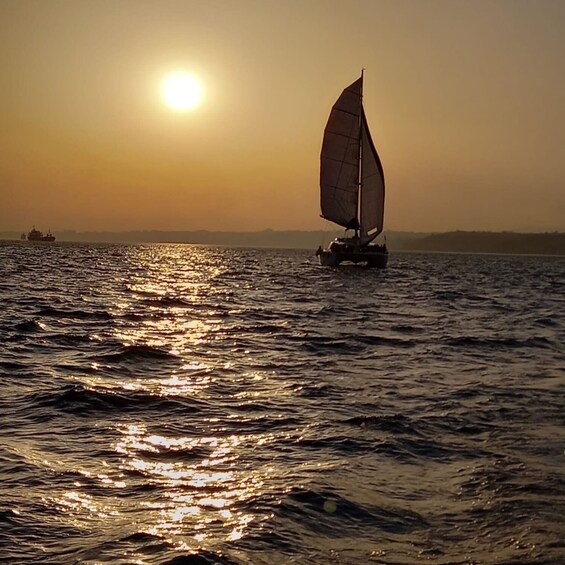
[30,246,334,558]
[114,423,262,544]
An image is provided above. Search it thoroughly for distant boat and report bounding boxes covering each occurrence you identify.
[27,227,55,242]
[316,72,388,268]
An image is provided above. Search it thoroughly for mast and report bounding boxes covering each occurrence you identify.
[356,69,364,240]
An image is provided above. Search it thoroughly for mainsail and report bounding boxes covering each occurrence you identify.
[320,75,385,244]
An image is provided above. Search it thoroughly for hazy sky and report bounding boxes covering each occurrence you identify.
[1,0,564,233]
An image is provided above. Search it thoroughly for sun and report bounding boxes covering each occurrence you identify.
[161,71,204,111]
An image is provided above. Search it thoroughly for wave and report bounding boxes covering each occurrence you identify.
[0,360,27,371]
[161,551,241,565]
[390,324,424,334]
[296,435,374,454]
[14,319,45,332]
[96,344,180,363]
[46,333,98,346]
[29,383,207,416]
[343,414,417,434]
[37,306,112,321]
[291,383,336,398]
[357,334,416,348]
[140,296,195,308]
[274,486,428,536]
[444,335,553,350]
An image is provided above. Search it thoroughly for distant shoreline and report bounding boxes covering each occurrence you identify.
[2,230,565,255]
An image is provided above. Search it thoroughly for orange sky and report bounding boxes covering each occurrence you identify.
[1,0,564,233]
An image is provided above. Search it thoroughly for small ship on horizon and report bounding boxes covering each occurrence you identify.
[26,227,55,242]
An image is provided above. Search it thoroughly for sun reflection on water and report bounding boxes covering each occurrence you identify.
[113,419,269,545]
[77,370,213,399]
[54,246,285,547]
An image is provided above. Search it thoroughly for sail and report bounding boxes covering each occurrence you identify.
[320,78,362,229]
[359,108,385,243]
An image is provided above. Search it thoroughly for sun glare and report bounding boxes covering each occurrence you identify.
[161,71,204,111]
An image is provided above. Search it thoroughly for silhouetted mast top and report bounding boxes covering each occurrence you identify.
[319,74,385,245]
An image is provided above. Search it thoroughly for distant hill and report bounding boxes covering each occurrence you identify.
[399,231,565,255]
[2,229,564,255]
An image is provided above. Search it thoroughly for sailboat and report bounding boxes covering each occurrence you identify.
[316,72,388,268]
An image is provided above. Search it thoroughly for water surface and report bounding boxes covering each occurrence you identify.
[0,241,563,564]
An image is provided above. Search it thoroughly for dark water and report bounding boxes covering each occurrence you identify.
[0,241,563,565]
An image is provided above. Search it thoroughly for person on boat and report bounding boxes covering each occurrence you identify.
[316,246,323,256]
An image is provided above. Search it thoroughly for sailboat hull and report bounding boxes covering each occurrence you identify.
[317,241,388,268]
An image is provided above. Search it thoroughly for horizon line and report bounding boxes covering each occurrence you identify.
[3,228,565,235]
